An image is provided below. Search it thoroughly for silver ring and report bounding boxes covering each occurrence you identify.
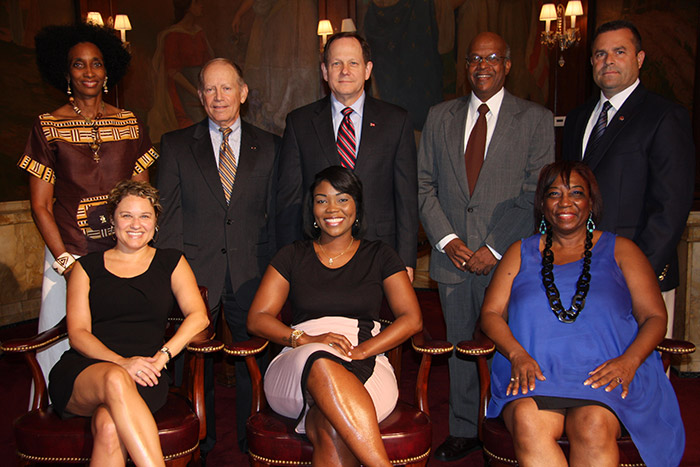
[461,261,467,267]
[328,342,334,347]
[137,370,143,375]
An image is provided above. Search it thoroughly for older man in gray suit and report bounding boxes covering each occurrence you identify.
[418,32,554,461]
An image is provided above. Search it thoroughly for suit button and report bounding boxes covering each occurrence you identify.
[221,248,227,254]
[467,207,474,213]
[226,219,232,225]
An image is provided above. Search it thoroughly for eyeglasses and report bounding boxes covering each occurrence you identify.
[466,53,507,65]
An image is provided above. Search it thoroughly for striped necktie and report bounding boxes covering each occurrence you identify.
[219,127,237,204]
[584,100,612,159]
[337,107,357,169]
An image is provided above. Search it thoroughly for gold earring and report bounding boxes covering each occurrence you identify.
[103,76,108,93]
[67,80,72,95]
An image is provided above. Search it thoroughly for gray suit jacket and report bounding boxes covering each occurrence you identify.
[156,119,280,310]
[418,91,554,284]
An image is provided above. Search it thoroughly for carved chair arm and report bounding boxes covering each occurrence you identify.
[410,332,454,416]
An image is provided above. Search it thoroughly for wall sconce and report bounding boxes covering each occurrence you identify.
[341,18,356,32]
[317,20,333,51]
[540,1,583,66]
[113,14,132,44]
[86,12,104,26]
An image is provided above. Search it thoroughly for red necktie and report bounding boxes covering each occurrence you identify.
[465,104,489,196]
[337,107,356,169]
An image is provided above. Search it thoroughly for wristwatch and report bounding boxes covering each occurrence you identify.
[159,346,172,362]
[290,329,305,348]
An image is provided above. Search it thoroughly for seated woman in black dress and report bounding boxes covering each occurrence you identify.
[49,180,209,466]
[247,166,422,466]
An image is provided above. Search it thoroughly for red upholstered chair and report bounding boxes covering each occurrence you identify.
[457,328,696,466]
[1,286,223,466]
[225,331,453,466]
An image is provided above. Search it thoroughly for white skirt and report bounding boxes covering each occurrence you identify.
[263,316,398,433]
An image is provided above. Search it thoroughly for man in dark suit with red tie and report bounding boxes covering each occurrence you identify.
[562,20,695,334]
[156,58,280,456]
[276,32,418,279]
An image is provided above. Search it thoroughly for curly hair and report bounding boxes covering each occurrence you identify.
[34,22,131,92]
[107,180,162,221]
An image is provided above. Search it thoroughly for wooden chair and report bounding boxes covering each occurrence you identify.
[1,286,223,466]
[225,330,454,466]
[457,328,696,466]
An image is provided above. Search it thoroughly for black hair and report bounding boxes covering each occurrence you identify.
[34,22,131,92]
[303,166,365,240]
[592,20,643,53]
[534,161,603,233]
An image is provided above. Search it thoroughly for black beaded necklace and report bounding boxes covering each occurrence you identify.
[540,228,593,323]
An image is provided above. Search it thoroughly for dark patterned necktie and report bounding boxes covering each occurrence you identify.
[584,100,612,159]
[219,127,237,204]
[337,107,357,169]
[465,103,489,196]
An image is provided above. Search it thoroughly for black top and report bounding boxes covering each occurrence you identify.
[270,239,406,325]
[49,248,182,417]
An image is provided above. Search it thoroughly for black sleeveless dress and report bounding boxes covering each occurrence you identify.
[49,248,181,418]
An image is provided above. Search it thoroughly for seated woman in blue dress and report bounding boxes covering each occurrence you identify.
[247,166,422,466]
[481,161,684,467]
[48,180,209,466]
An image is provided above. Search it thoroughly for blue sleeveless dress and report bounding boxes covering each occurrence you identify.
[487,232,684,467]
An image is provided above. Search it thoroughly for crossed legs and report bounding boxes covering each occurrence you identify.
[503,398,620,467]
[65,362,165,467]
[304,358,392,467]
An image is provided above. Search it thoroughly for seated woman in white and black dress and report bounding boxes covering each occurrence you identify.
[247,166,422,467]
[48,180,209,466]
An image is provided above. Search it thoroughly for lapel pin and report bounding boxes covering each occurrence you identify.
[251,146,257,150]
[618,116,624,121]
[370,122,376,127]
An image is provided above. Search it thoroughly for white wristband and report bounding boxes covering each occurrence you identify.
[52,252,76,275]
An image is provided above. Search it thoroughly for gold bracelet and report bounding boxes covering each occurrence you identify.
[290,329,304,348]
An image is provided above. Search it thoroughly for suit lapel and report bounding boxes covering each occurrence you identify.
[191,120,227,209]
[472,92,517,199]
[354,96,379,173]
[573,98,597,160]
[584,85,646,171]
[311,96,339,167]
[444,97,470,200]
[227,121,260,209]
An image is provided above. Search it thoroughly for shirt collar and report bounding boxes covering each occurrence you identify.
[331,92,365,118]
[208,116,241,135]
[469,87,505,118]
[600,78,640,110]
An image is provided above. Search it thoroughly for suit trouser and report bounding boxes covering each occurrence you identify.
[438,271,492,438]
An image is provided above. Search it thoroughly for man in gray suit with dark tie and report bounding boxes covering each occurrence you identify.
[418,32,554,461]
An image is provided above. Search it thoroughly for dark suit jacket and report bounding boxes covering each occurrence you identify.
[156,118,280,309]
[562,84,695,291]
[276,94,418,268]
[418,91,554,284]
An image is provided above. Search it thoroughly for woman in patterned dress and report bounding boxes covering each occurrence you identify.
[18,23,159,392]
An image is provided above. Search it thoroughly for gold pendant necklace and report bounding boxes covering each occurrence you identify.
[317,237,354,265]
[70,97,105,162]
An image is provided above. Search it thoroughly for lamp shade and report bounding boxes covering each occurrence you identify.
[565,1,584,16]
[341,18,356,32]
[539,3,557,21]
[113,14,132,31]
[86,12,104,26]
[317,20,333,36]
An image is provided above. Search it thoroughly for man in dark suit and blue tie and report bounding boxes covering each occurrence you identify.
[276,32,418,280]
[418,32,554,461]
[156,58,280,456]
[562,20,695,336]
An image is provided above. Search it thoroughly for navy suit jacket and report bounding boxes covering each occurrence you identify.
[156,119,280,309]
[276,94,418,268]
[562,84,695,290]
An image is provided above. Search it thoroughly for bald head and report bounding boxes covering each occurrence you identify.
[466,32,511,102]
